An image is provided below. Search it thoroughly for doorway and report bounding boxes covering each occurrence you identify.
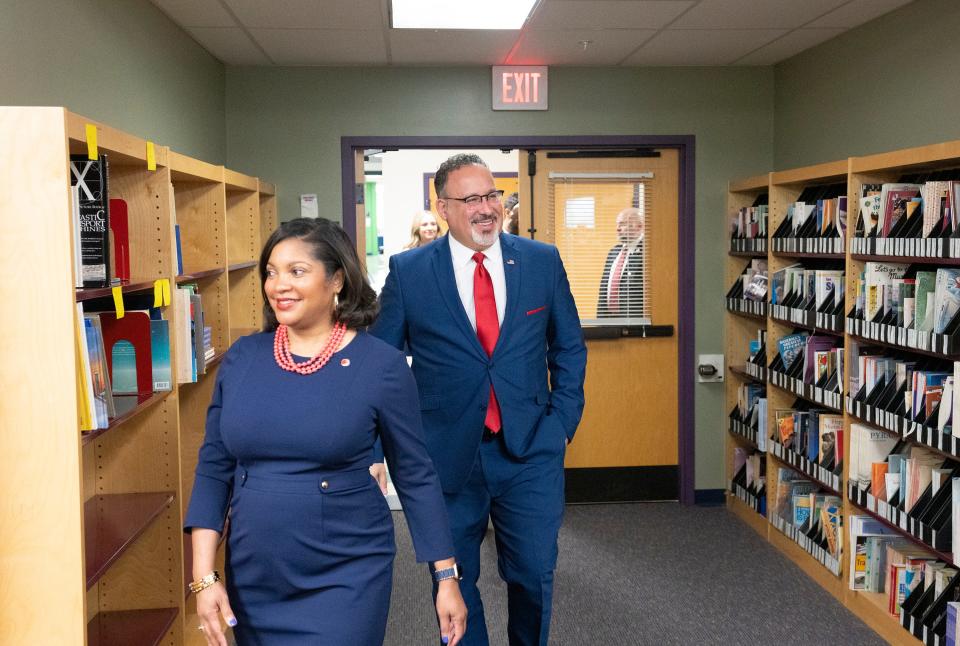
[341,136,696,505]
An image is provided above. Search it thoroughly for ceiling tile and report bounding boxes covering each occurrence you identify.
[806,0,914,28]
[225,0,385,29]
[673,0,848,29]
[623,28,788,66]
[151,0,237,28]
[185,27,272,65]
[389,30,518,65]
[510,29,658,65]
[251,28,388,65]
[734,28,846,65]
[529,0,695,30]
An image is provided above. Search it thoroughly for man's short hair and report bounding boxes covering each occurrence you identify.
[435,153,488,198]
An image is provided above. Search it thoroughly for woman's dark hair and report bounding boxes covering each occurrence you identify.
[259,217,379,331]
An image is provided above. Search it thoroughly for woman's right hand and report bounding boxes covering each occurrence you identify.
[196,582,237,646]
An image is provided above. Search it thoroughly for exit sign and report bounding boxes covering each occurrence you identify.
[492,66,548,111]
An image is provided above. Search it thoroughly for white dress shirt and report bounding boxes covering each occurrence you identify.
[448,234,507,330]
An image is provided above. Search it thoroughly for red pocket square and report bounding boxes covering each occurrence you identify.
[526,306,546,316]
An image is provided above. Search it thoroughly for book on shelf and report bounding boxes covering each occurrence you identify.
[730,200,767,241]
[74,304,95,431]
[82,315,113,429]
[69,154,111,288]
[174,287,193,384]
[879,183,923,237]
[777,333,807,371]
[151,318,172,392]
[848,423,900,489]
[934,269,960,334]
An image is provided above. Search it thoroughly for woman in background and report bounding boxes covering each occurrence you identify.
[404,210,441,249]
[185,217,466,645]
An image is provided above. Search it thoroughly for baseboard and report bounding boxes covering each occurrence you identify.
[564,466,679,503]
[694,489,726,506]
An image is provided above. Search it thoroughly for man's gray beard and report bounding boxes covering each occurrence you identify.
[472,229,499,248]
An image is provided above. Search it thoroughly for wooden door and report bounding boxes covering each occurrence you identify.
[520,149,681,501]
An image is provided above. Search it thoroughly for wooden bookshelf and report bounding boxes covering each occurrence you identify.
[725,140,960,644]
[87,607,178,646]
[0,107,276,644]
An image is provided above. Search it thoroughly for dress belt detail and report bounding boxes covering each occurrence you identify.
[237,467,372,494]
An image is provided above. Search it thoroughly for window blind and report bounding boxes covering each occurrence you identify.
[546,173,652,326]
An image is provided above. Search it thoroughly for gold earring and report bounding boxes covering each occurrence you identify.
[333,293,339,312]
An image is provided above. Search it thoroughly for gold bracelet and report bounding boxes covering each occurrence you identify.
[188,571,221,593]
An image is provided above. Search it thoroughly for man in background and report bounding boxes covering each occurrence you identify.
[371,154,586,645]
[597,207,645,318]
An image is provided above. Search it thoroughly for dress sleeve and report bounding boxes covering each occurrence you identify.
[377,351,455,562]
[183,339,242,534]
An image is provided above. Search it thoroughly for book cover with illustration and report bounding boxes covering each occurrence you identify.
[69,154,111,288]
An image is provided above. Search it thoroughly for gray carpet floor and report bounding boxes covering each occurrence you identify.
[384,503,885,646]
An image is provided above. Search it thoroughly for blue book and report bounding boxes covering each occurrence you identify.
[778,333,808,370]
[806,412,820,463]
[150,319,172,392]
[175,224,183,276]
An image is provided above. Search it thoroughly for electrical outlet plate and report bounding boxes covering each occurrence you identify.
[698,354,724,383]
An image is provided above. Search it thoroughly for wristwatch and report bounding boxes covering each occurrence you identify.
[431,563,463,583]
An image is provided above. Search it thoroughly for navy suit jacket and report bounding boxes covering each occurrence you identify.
[370,233,587,493]
[597,241,644,318]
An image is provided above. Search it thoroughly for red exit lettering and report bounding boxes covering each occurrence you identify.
[501,71,541,104]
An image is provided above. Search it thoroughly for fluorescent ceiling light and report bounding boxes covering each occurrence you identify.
[391,0,537,30]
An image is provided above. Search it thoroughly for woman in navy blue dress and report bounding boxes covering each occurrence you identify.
[185,218,467,646]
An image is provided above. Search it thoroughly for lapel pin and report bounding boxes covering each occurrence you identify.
[340,358,351,367]
[507,259,515,265]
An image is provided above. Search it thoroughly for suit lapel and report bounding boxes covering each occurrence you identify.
[431,236,487,359]
[493,234,521,357]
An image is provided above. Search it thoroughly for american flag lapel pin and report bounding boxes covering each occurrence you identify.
[340,358,350,367]
[507,259,515,265]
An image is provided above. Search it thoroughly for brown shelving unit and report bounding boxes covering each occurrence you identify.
[84,492,175,588]
[87,607,179,646]
[0,107,276,645]
[725,140,960,646]
[81,391,172,447]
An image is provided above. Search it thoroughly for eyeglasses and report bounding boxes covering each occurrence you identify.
[440,190,505,208]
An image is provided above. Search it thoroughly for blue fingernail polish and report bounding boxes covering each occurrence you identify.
[442,637,449,645]
[227,618,238,627]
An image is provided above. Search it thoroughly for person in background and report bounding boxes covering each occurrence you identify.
[597,207,645,318]
[405,210,442,249]
[372,154,587,646]
[185,217,466,646]
[502,192,520,235]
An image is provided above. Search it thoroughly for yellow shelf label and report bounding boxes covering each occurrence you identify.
[154,278,171,307]
[112,286,125,319]
[146,141,157,171]
[85,124,98,160]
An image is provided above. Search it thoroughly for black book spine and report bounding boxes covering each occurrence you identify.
[70,154,111,288]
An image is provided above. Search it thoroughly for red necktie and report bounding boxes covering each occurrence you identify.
[472,252,502,433]
[608,247,628,312]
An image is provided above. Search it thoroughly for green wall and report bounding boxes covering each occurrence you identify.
[225,65,776,490]
[0,0,226,163]
[774,0,960,169]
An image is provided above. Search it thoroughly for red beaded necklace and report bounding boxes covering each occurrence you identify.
[273,322,347,375]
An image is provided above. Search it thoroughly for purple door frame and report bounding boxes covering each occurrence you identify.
[341,135,696,505]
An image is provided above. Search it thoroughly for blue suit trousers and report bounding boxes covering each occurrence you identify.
[436,436,566,646]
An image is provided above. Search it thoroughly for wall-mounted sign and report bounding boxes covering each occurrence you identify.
[492,66,548,111]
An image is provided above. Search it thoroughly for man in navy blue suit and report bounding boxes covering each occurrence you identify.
[371,154,587,646]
